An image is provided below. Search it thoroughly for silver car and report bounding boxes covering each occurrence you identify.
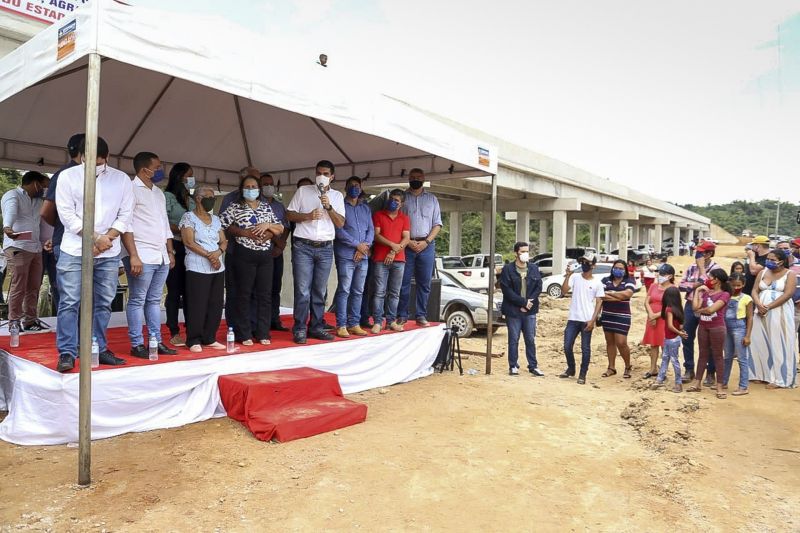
[438,270,504,338]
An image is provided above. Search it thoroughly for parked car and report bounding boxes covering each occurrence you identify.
[437,270,504,337]
[541,263,642,298]
[532,256,569,277]
[531,247,594,267]
[461,253,504,276]
[601,248,650,265]
[435,256,491,291]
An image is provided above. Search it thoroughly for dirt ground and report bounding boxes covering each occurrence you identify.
[2,245,799,532]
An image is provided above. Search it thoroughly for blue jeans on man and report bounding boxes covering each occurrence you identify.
[372,261,405,326]
[507,313,538,371]
[123,258,170,346]
[56,252,120,358]
[397,242,435,321]
[334,255,368,328]
[564,319,592,376]
[292,240,333,336]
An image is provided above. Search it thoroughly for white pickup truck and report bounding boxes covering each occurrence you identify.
[435,255,498,293]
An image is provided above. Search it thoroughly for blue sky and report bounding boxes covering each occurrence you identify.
[137,1,799,204]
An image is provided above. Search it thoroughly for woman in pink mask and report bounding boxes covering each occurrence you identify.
[688,268,731,398]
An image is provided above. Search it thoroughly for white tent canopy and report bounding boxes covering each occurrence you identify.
[0,1,497,187]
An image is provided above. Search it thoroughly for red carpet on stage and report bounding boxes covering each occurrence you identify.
[218,367,368,442]
[1,314,432,373]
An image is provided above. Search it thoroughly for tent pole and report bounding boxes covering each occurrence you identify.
[485,173,497,374]
[78,52,102,487]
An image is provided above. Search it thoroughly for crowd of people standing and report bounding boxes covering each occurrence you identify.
[1,133,443,372]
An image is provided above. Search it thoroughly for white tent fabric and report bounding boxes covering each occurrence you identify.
[0,1,496,187]
[0,317,445,445]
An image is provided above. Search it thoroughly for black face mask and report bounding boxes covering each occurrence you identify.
[409,180,424,190]
[200,197,216,212]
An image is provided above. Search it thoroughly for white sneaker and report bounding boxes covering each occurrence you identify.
[530,368,545,377]
[509,367,520,376]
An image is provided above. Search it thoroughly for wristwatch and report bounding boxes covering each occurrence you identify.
[425,238,432,245]
[324,205,333,211]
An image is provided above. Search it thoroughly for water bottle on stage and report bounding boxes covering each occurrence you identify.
[227,327,235,354]
[149,336,158,361]
[91,336,100,368]
[9,322,20,348]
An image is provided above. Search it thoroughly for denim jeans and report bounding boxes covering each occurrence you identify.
[123,259,170,346]
[292,240,334,335]
[506,312,538,371]
[42,249,59,315]
[56,252,120,357]
[372,261,405,325]
[681,300,698,372]
[564,319,592,375]
[658,337,683,384]
[723,323,750,389]
[334,256,369,328]
[397,242,435,320]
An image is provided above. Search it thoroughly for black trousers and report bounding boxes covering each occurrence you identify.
[166,240,187,336]
[271,252,284,325]
[184,271,224,347]
[232,246,273,341]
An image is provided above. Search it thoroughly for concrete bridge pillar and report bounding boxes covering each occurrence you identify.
[618,220,630,260]
[654,224,663,253]
[609,222,619,251]
[566,220,576,248]
[632,224,641,249]
[686,228,695,245]
[481,212,492,252]
[515,211,530,244]
[449,212,461,256]
[673,225,681,256]
[552,210,567,275]
[538,218,548,254]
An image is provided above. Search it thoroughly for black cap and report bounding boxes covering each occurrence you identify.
[67,133,85,154]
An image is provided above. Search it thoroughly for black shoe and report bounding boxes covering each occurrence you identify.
[308,330,335,341]
[23,318,51,332]
[271,323,289,332]
[293,334,307,344]
[130,345,149,359]
[56,353,74,373]
[558,369,576,379]
[682,370,695,382]
[529,368,545,377]
[577,374,587,385]
[322,322,336,332]
[157,342,177,356]
[99,350,126,366]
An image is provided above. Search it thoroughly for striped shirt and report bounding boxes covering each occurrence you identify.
[600,276,635,331]
[179,211,225,274]
[219,200,278,251]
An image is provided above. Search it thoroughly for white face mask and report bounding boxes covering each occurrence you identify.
[262,185,276,198]
[518,252,530,263]
[186,176,196,189]
[95,163,107,177]
[658,275,669,284]
[315,174,330,189]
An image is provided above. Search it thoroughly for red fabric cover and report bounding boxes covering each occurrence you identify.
[218,367,367,442]
[1,313,434,373]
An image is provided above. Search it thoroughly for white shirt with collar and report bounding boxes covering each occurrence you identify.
[123,176,172,265]
[56,163,134,259]
[287,184,345,242]
[1,187,43,253]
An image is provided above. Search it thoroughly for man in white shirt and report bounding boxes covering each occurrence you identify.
[121,152,177,358]
[286,160,345,344]
[54,137,134,372]
[560,256,605,384]
[2,171,49,332]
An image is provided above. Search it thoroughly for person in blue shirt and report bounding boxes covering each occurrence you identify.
[333,176,374,337]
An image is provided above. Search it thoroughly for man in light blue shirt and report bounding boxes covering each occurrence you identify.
[398,168,442,326]
[333,176,374,337]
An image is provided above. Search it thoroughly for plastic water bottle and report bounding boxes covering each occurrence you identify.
[91,336,100,368]
[9,322,20,348]
[226,327,235,354]
[148,335,158,361]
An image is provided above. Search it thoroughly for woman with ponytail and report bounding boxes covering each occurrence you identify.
[689,268,731,398]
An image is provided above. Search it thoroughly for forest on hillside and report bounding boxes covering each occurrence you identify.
[680,199,800,237]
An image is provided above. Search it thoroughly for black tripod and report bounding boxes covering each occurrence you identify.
[438,325,462,375]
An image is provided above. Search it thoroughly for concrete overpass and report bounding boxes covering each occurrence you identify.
[391,102,710,274]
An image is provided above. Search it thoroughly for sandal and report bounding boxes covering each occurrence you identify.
[623,366,632,379]
[601,368,617,378]
[258,339,271,346]
[716,391,727,399]
[731,389,749,396]
[686,385,701,393]
[241,339,254,346]
[643,371,658,379]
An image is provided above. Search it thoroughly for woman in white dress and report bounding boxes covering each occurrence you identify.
[750,249,797,388]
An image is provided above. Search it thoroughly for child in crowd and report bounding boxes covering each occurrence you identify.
[730,261,745,276]
[722,272,752,396]
[655,286,687,392]
[689,268,731,399]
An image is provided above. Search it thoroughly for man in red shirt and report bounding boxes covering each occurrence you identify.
[371,189,410,333]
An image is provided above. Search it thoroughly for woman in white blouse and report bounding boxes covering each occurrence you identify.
[179,186,228,352]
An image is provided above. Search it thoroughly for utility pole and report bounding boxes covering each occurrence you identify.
[775,198,780,236]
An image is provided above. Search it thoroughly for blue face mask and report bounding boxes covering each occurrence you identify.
[186,176,196,189]
[765,259,780,270]
[151,168,165,183]
[694,252,704,259]
[347,185,361,199]
[611,268,625,278]
[387,199,399,211]
[242,188,260,201]
[581,262,592,273]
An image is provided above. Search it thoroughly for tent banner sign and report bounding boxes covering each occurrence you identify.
[56,18,75,60]
[477,146,491,168]
[0,0,89,24]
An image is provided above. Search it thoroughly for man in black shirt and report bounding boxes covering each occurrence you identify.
[744,235,770,295]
